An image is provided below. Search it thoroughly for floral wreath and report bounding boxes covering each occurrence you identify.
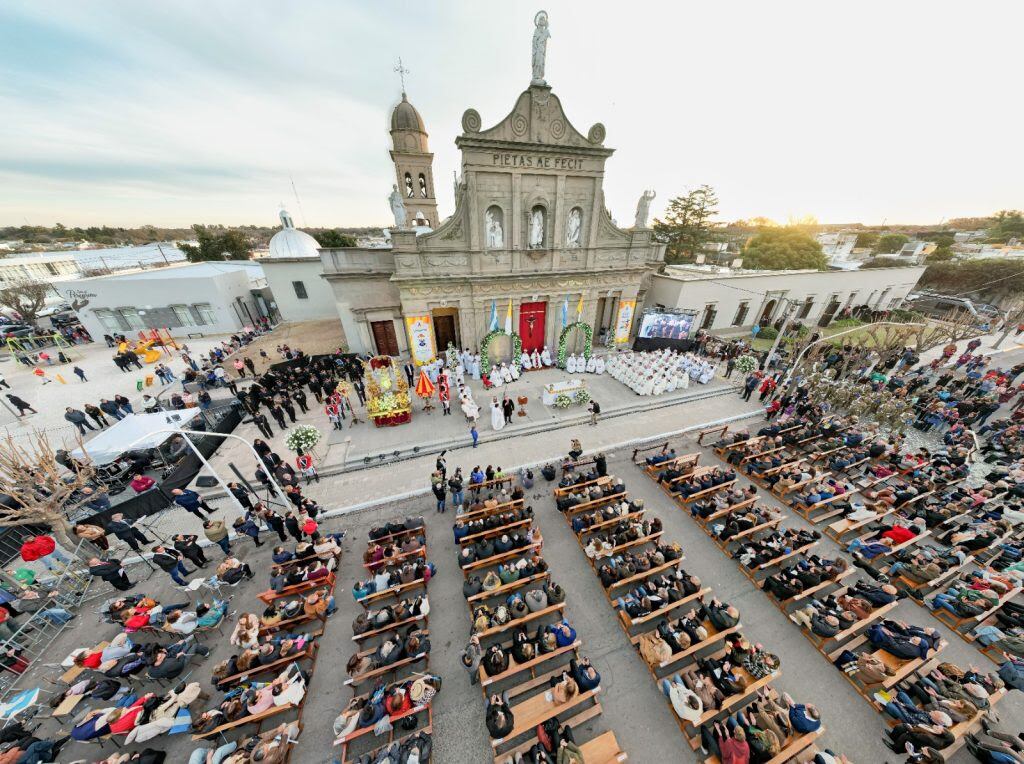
[557,321,593,368]
[480,329,522,374]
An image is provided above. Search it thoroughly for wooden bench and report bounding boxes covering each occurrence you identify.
[562,491,628,518]
[578,730,628,763]
[675,480,737,507]
[824,508,895,543]
[576,510,645,539]
[714,434,761,457]
[466,571,550,606]
[368,524,424,546]
[356,576,428,607]
[478,638,580,690]
[833,632,946,703]
[353,609,429,643]
[461,537,544,576]
[491,693,603,763]
[258,611,326,638]
[457,497,524,523]
[554,475,609,497]
[697,424,729,446]
[764,566,854,613]
[773,470,830,499]
[616,587,711,634]
[633,620,740,678]
[804,589,899,653]
[603,559,686,604]
[490,685,602,757]
[344,648,430,688]
[713,515,783,551]
[218,643,318,688]
[740,541,818,583]
[363,545,425,572]
[691,496,758,528]
[470,475,515,495]
[931,585,1022,634]
[585,531,664,566]
[458,518,533,547]
[473,602,566,641]
[642,453,700,477]
[258,573,335,605]
[192,701,297,740]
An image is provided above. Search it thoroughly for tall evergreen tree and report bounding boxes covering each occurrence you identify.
[652,185,720,263]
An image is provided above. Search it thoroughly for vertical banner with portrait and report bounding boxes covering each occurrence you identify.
[613,300,636,344]
[405,315,435,365]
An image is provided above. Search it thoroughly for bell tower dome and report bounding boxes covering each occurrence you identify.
[389,92,439,228]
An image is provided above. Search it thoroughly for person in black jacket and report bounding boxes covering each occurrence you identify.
[227,482,254,511]
[173,534,208,568]
[88,558,133,591]
[485,693,514,739]
[284,512,303,542]
[260,506,288,542]
[151,546,192,585]
[107,513,151,553]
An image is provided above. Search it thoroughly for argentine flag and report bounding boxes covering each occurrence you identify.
[561,297,569,328]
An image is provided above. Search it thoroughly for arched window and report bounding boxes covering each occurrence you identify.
[418,173,428,198]
[528,205,545,249]
[484,206,504,249]
[404,172,414,198]
[565,207,582,248]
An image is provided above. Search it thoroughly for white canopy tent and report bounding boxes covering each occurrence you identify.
[71,409,204,464]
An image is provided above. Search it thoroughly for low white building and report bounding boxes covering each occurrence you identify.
[53,261,275,339]
[816,232,860,268]
[255,207,339,322]
[645,264,927,333]
[0,253,80,285]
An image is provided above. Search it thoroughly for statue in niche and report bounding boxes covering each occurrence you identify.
[529,208,545,248]
[485,208,504,249]
[565,208,581,248]
[531,11,551,86]
[388,184,407,228]
[419,174,428,198]
[634,189,656,228]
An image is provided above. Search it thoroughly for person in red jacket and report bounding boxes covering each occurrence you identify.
[20,535,71,572]
[296,450,319,485]
[758,376,777,402]
[716,723,750,764]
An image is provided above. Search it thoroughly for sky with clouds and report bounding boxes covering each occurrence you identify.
[1,0,1020,229]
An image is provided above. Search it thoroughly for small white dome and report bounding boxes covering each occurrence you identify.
[268,227,321,258]
[267,206,320,259]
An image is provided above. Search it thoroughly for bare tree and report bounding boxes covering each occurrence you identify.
[0,280,51,325]
[0,432,96,552]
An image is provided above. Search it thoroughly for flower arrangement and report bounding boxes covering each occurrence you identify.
[573,389,591,405]
[557,321,593,368]
[480,330,523,373]
[285,424,321,454]
[553,393,573,408]
[734,354,758,374]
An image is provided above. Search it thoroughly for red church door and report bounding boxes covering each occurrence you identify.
[519,301,547,354]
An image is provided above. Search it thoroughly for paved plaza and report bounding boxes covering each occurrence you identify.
[19,433,1024,763]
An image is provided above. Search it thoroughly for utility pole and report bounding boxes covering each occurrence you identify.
[155,243,169,266]
[764,299,795,372]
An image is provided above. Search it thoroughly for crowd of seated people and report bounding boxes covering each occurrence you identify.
[212,631,317,689]
[571,496,644,534]
[690,485,758,521]
[469,583,566,635]
[345,626,430,680]
[189,662,307,736]
[583,517,662,559]
[595,542,684,590]
[663,467,737,499]
[462,554,549,598]
[880,661,1005,754]
[457,527,538,568]
[353,594,429,636]
[732,528,820,569]
[333,674,441,740]
[353,559,435,600]
[363,534,423,572]
[556,477,625,513]
[762,555,849,602]
[711,505,782,542]
[639,596,740,667]
[615,567,703,621]
[454,504,534,541]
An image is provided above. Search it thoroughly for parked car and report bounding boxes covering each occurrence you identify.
[0,325,37,339]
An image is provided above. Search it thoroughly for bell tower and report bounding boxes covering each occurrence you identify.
[389,82,439,229]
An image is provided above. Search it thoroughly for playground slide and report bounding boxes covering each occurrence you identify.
[143,349,161,363]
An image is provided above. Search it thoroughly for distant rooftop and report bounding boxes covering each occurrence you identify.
[74,261,263,282]
[661,264,820,280]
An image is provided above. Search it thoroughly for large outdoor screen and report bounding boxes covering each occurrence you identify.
[637,310,695,341]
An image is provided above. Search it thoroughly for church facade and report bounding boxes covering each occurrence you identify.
[321,36,665,364]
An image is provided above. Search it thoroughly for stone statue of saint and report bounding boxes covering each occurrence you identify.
[531,11,551,86]
[485,208,504,248]
[565,208,581,248]
[529,208,545,248]
[388,184,407,228]
[634,189,656,229]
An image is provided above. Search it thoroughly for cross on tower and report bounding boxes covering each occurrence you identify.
[394,57,410,96]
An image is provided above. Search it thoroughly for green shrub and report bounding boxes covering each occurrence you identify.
[757,326,778,340]
[831,318,864,328]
